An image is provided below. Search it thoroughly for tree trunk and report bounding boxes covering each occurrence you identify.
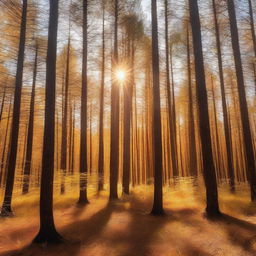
[70,106,75,175]
[0,86,6,124]
[230,77,248,181]
[170,48,178,177]
[33,0,62,243]
[89,102,93,175]
[151,0,164,215]
[164,0,178,179]
[211,76,222,181]
[227,0,256,201]
[178,123,184,176]
[68,105,73,174]
[60,36,70,195]
[133,45,140,185]
[109,0,120,200]
[189,0,220,216]
[186,23,197,177]
[0,97,12,187]
[56,111,59,173]
[212,0,235,192]
[98,0,105,191]
[122,38,132,194]
[78,0,89,204]
[21,123,28,175]
[1,0,27,216]
[144,57,153,183]
[22,45,38,194]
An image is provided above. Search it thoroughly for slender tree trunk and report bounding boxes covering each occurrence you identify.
[162,119,168,184]
[56,112,59,173]
[60,36,70,195]
[89,102,93,175]
[131,110,136,186]
[33,0,62,243]
[189,0,220,216]
[230,77,248,181]
[133,50,140,185]
[141,121,146,184]
[109,0,119,200]
[68,105,73,175]
[186,23,197,177]
[170,49,178,177]
[0,97,12,187]
[0,86,6,124]
[22,45,38,194]
[78,0,89,204]
[212,0,235,192]
[122,38,132,194]
[253,62,256,96]
[227,0,256,201]
[151,0,164,215]
[144,62,151,183]
[98,0,105,191]
[211,76,222,181]
[1,0,27,216]
[145,67,153,183]
[178,123,184,176]
[70,106,75,175]
[3,130,12,187]
[227,106,235,181]
[21,123,28,175]
[164,0,178,179]
[68,105,72,173]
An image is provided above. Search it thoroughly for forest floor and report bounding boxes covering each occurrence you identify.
[0,182,256,256]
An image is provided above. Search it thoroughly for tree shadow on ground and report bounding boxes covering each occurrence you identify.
[109,195,212,256]
[7,202,121,256]
[2,195,256,256]
[69,203,89,218]
[61,200,126,241]
[210,214,256,254]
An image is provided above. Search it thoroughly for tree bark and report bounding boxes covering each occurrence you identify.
[70,106,75,175]
[122,38,132,194]
[89,102,93,175]
[151,0,164,215]
[22,44,38,194]
[170,48,178,177]
[211,76,222,181]
[164,0,178,179]
[212,0,235,192]
[0,85,6,124]
[227,0,256,201]
[60,36,70,195]
[0,97,12,187]
[1,0,27,216]
[78,0,89,204]
[186,23,197,177]
[189,0,220,216]
[109,0,120,200]
[33,0,62,243]
[68,105,73,174]
[98,0,105,191]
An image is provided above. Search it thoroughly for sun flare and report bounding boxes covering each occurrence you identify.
[115,69,126,82]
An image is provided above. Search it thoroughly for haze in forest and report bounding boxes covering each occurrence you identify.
[0,0,255,255]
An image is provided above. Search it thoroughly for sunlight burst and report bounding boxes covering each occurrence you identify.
[115,69,126,82]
